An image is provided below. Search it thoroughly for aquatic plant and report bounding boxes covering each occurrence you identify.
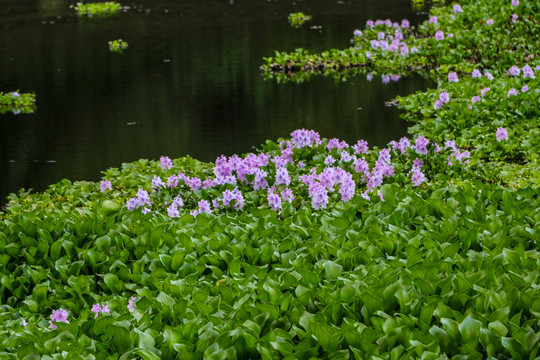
[74,1,122,16]
[288,12,312,27]
[108,39,128,52]
[0,91,36,114]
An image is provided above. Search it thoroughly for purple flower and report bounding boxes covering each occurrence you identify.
[484,72,494,80]
[151,176,165,189]
[511,0,519,6]
[340,150,354,162]
[522,85,529,93]
[12,91,20,97]
[252,168,268,190]
[496,127,508,142]
[141,207,151,214]
[434,99,444,109]
[172,194,184,208]
[401,19,410,28]
[377,31,385,40]
[100,180,112,192]
[167,204,180,218]
[471,95,481,104]
[160,156,173,170]
[91,304,101,318]
[512,14,518,23]
[49,309,69,329]
[395,137,411,154]
[448,72,459,82]
[324,155,336,165]
[126,198,138,211]
[439,92,450,103]
[267,192,282,212]
[128,297,137,311]
[377,190,384,202]
[308,183,329,210]
[522,64,535,79]
[353,139,369,154]
[435,30,444,41]
[480,87,491,96]
[167,175,178,188]
[275,167,291,186]
[21,318,27,327]
[507,88,518,98]
[453,4,463,13]
[381,75,390,84]
[412,158,424,169]
[353,29,362,37]
[486,18,494,25]
[415,136,429,155]
[471,69,482,78]
[354,158,369,174]
[507,65,520,76]
[298,161,305,168]
[203,178,215,189]
[445,140,457,150]
[282,188,294,203]
[429,16,437,25]
[411,169,426,186]
[366,19,374,28]
[378,148,391,163]
[339,175,355,202]
[291,129,321,148]
[198,199,212,214]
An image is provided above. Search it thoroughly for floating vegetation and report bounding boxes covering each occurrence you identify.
[288,12,312,27]
[73,1,122,16]
[108,39,128,52]
[0,91,36,114]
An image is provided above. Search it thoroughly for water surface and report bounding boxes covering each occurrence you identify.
[0,0,433,205]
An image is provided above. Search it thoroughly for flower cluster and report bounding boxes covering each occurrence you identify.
[49,309,69,329]
[91,303,110,318]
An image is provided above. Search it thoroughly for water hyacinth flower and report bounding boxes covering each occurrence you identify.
[128,297,137,311]
[197,199,212,214]
[484,72,494,80]
[411,169,426,186]
[507,65,520,76]
[471,95,481,104]
[486,18,494,25]
[381,75,390,84]
[267,192,282,212]
[353,29,362,37]
[448,72,459,82]
[12,91,20,97]
[401,19,409,28]
[511,0,519,6]
[91,303,110,318]
[167,204,180,218]
[522,85,529,92]
[435,30,444,41]
[512,14,518,23]
[453,4,463,13]
[281,188,294,203]
[429,16,437,25]
[160,156,173,170]
[415,136,429,155]
[100,180,112,192]
[308,183,329,210]
[275,167,291,186]
[49,309,69,330]
[507,88,518,98]
[412,158,424,169]
[471,69,482,78]
[496,127,508,142]
[353,139,369,154]
[480,87,491,96]
[522,64,535,79]
[151,176,165,189]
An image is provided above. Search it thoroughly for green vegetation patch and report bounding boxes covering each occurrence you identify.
[108,39,128,52]
[74,1,122,16]
[0,91,36,114]
[288,12,312,28]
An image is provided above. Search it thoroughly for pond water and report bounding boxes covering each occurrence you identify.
[0,0,433,205]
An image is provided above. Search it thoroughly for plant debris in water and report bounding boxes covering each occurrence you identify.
[73,1,122,16]
[288,12,312,28]
[0,91,36,114]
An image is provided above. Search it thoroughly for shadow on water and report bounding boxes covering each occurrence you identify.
[0,0,434,205]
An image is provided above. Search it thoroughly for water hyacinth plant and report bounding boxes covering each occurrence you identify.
[1,0,540,358]
[288,12,312,27]
[0,91,36,114]
[73,1,122,16]
[108,39,128,52]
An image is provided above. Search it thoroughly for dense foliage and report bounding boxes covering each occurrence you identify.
[73,2,122,17]
[1,0,539,358]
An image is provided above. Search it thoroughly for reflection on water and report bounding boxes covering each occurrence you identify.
[0,0,433,205]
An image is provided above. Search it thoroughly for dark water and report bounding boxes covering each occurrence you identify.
[0,0,432,205]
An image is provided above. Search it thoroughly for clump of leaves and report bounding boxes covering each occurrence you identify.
[108,39,128,52]
[288,12,312,27]
[74,1,122,16]
[0,91,36,114]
